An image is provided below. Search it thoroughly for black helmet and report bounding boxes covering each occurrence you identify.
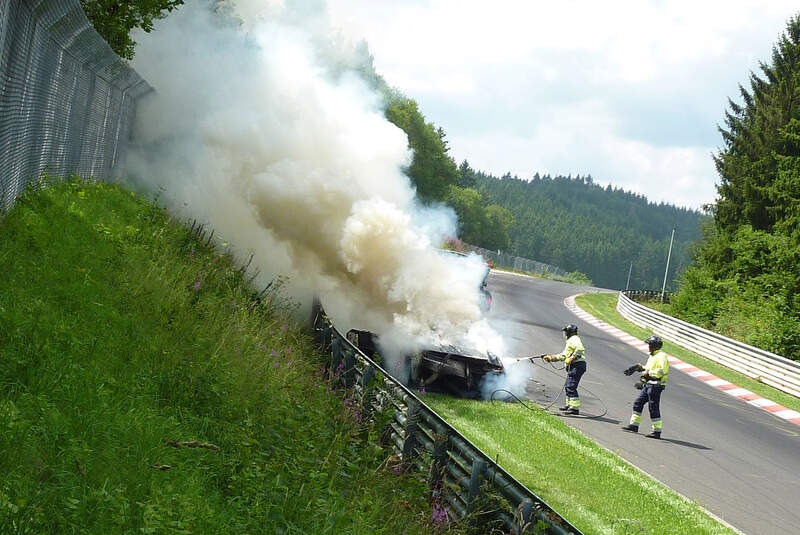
[645,335,663,352]
[562,323,578,338]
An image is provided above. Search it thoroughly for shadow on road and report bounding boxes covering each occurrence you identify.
[555,413,620,424]
[659,437,712,450]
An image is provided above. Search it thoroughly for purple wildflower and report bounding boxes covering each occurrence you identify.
[431,504,449,527]
[281,324,288,330]
[270,349,278,357]
[273,362,280,368]
[192,281,201,291]
[419,387,426,396]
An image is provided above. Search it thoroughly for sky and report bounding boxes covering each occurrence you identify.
[325,0,800,210]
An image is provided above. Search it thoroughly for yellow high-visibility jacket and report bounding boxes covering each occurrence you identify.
[643,349,669,386]
[554,335,585,365]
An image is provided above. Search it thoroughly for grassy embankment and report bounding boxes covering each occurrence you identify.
[576,292,800,414]
[0,179,443,534]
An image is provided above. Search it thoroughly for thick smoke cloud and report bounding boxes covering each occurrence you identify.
[127,0,507,370]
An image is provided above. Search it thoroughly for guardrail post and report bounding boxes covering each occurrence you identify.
[331,336,344,383]
[515,498,535,535]
[360,364,375,388]
[309,297,322,329]
[467,459,487,514]
[402,400,420,461]
[429,432,449,489]
[343,346,356,387]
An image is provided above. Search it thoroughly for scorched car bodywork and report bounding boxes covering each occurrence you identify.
[346,329,504,398]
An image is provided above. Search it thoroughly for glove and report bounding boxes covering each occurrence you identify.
[641,372,652,381]
[623,364,644,376]
[634,382,645,390]
[622,364,642,375]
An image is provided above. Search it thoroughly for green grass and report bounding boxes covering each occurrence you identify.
[0,178,443,534]
[576,293,800,414]
[425,395,737,535]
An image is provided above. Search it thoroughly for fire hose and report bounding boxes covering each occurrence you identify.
[490,355,608,419]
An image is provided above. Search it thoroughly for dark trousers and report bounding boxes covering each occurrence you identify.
[564,359,586,399]
[633,383,664,420]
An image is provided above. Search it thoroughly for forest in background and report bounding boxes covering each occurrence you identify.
[371,58,703,290]
[467,169,703,290]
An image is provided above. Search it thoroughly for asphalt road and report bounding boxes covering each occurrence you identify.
[486,270,800,535]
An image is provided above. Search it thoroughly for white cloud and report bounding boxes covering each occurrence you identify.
[327,0,800,208]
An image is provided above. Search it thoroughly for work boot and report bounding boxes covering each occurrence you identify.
[645,431,662,439]
[621,424,639,433]
[558,405,570,412]
[562,407,579,415]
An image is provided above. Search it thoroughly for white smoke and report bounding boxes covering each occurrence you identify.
[127,0,503,374]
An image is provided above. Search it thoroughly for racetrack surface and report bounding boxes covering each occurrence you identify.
[487,270,800,535]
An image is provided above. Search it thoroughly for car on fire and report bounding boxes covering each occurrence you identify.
[346,329,505,398]
[344,250,501,398]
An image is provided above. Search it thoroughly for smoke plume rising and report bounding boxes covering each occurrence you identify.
[127,0,509,378]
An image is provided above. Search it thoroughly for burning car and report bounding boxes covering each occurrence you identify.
[346,329,505,398]
[340,249,500,397]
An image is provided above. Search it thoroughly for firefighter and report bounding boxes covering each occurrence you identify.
[543,323,586,415]
[621,335,669,439]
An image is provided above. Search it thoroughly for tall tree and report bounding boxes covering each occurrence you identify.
[713,13,800,236]
[671,13,800,359]
[384,98,460,202]
[458,159,477,188]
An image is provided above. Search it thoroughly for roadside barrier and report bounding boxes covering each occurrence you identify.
[467,245,568,279]
[311,300,582,535]
[0,0,151,212]
[623,289,675,303]
[617,291,800,398]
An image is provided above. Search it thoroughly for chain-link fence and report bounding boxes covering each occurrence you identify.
[467,245,569,279]
[0,0,151,212]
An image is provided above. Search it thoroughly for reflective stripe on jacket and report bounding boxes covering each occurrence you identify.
[643,349,669,385]
[556,335,586,363]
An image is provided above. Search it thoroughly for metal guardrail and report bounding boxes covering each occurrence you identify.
[311,301,583,535]
[617,291,800,398]
[624,289,675,303]
[0,0,151,212]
